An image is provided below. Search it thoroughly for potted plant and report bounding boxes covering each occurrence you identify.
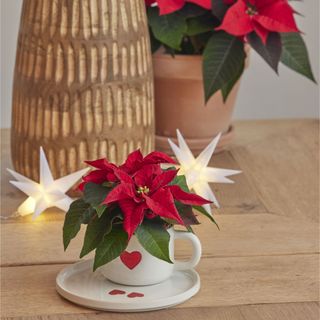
[63,150,217,285]
[146,0,316,154]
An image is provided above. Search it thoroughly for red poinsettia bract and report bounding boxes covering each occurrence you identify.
[145,0,211,15]
[104,164,211,238]
[217,0,299,43]
[79,150,176,191]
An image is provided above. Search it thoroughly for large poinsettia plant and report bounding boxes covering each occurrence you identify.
[146,0,316,102]
[63,150,216,271]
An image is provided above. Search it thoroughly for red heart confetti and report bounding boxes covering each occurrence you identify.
[127,292,144,298]
[108,289,126,295]
[120,251,142,270]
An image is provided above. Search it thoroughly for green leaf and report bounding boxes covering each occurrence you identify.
[63,199,93,250]
[80,209,121,258]
[175,201,200,225]
[164,166,177,171]
[80,214,109,258]
[135,220,173,264]
[95,204,107,218]
[221,42,246,102]
[149,27,162,53]
[180,3,207,18]
[221,59,244,102]
[93,226,128,271]
[203,32,245,103]
[170,175,189,192]
[186,15,216,36]
[83,182,111,208]
[186,225,195,233]
[193,205,220,230]
[248,32,282,73]
[280,33,316,83]
[211,0,229,20]
[148,7,187,50]
[162,218,178,225]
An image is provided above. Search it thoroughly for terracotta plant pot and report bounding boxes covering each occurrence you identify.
[153,53,243,155]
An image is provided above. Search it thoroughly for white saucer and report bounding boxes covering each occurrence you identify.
[56,260,200,312]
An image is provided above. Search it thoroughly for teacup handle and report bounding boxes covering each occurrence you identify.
[173,230,202,271]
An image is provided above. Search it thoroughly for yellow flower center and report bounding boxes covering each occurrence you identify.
[137,186,150,195]
[246,6,258,16]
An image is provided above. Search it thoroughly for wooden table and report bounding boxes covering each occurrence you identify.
[1,120,319,320]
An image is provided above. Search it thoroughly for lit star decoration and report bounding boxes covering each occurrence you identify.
[8,147,89,219]
[168,130,241,214]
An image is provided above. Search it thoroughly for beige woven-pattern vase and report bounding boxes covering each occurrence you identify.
[11,0,154,181]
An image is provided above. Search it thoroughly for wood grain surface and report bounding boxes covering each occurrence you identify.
[1,120,319,319]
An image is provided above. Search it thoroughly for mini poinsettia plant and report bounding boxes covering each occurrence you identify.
[146,0,316,102]
[63,150,217,271]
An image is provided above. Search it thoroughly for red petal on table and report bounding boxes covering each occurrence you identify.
[216,0,254,36]
[168,185,212,205]
[127,292,144,298]
[103,183,134,204]
[256,1,299,33]
[145,188,184,225]
[143,151,176,165]
[108,289,126,295]
[121,201,146,239]
[151,169,178,191]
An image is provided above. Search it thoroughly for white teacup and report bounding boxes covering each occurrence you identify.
[99,227,202,286]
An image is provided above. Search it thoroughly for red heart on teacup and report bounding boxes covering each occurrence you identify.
[120,251,142,270]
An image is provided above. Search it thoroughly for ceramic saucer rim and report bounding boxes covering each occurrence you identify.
[56,259,200,312]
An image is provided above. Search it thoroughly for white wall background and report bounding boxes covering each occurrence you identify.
[0,0,319,128]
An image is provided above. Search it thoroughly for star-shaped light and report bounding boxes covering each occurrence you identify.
[8,147,89,219]
[168,130,241,214]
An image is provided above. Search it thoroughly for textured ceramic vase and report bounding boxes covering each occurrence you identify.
[153,53,245,156]
[11,0,154,181]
